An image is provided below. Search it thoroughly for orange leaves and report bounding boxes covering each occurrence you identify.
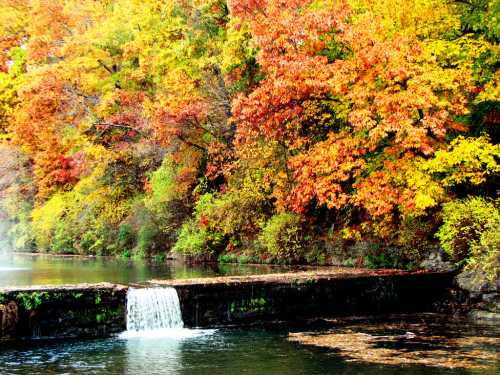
[228,0,477,242]
[340,32,455,155]
[354,168,402,218]
[9,65,90,199]
[153,100,209,150]
[288,132,366,212]
[232,0,350,143]
[12,69,82,151]
[27,0,72,62]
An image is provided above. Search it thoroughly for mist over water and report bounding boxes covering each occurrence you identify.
[0,228,20,271]
[0,234,29,272]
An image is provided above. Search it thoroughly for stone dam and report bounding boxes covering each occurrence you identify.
[0,269,455,340]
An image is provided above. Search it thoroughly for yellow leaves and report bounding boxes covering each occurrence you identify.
[405,168,445,214]
[348,0,460,39]
[32,192,67,250]
[223,16,255,76]
[413,191,439,212]
[400,136,499,217]
[422,136,500,187]
[0,0,29,38]
[476,70,500,104]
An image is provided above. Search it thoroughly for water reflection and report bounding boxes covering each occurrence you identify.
[0,253,305,287]
[124,336,183,375]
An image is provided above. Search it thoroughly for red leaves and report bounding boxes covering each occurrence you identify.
[228,0,267,18]
[199,215,210,227]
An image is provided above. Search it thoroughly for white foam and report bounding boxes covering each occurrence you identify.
[0,267,29,271]
[119,328,215,340]
[119,287,214,340]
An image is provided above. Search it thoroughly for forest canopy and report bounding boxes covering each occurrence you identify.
[0,0,498,276]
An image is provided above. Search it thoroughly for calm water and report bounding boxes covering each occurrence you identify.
[0,328,496,375]
[1,254,497,374]
[0,253,303,287]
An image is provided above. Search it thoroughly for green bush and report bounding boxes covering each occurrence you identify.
[145,156,185,230]
[436,197,499,279]
[173,218,224,256]
[218,253,238,263]
[258,213,305,261]
[195,191,268,238]
[52,221,76,254]
[5,200,35,251]
[134,224,158,258]
[218,253,260,264]
[470,222,499,278]
[118,224,135,252]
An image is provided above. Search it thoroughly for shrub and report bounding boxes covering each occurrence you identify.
[196,191,269,238]
[52,221,76,254]
[143,157,193,251]
[436,197,499,279]
[4,198,35,251]
[118,224,135,252]
[258,213,305,261]
[173,218,224,256]
[134,224,158,258]
[469,222,499,279]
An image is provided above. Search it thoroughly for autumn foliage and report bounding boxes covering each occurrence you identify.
[0,0,498,273]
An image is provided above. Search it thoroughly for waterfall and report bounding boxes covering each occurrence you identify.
[120,287,214,339]
[126,287,184,332]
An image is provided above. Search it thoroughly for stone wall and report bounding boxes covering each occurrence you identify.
[154,270,455,327]
[1,270,457,340]
[0,283,127,341]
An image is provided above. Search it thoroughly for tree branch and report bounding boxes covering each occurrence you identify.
[94,122,147,137]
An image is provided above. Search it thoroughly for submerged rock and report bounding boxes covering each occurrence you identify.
[289,316,500,370]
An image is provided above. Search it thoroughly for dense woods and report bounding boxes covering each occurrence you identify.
[0,0,498,276]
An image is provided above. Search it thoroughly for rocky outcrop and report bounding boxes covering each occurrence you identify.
[419,248,455,273]
[456,271,499,322]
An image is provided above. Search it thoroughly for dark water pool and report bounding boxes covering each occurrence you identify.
[0,253,309,287]
[0,328,496,375]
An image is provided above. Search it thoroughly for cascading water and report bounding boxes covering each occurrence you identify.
[126,287,184,331]
[120,287,211,339]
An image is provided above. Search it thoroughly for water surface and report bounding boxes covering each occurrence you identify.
[0,253,307,287]
[1,328,496,375]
